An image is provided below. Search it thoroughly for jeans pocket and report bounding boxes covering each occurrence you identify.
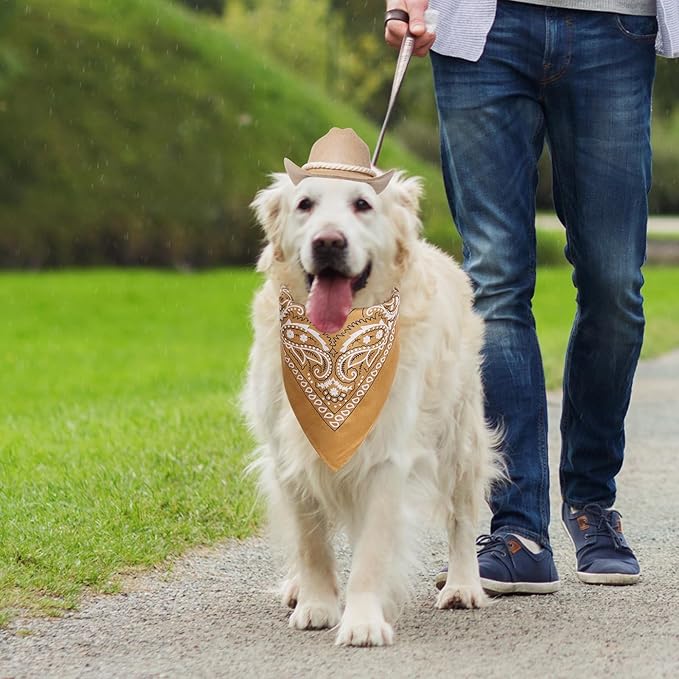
[614,14,658,42]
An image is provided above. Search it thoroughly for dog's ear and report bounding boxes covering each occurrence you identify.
[382,172,424,217]
[382,172,424,241]
[250,173,292,247]
[380,172,424,273]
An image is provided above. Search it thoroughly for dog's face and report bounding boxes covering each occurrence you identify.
[252,172,422,333]
[284,177,394,333]
[290,177,381,289]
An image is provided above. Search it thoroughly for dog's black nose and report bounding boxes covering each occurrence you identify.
[312,230,347,254]
[311,230,348,272]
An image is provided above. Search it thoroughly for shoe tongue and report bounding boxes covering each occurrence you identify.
[306,273,353,334]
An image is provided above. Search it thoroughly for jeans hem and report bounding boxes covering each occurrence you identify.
[563,496,617,511]
[490,525,552,552]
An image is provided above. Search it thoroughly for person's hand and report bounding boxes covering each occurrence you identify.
[384,1,435,57]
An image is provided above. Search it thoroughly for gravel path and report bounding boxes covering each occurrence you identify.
[2,350,679,678]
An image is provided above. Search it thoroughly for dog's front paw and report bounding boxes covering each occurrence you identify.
[435,583,489,610]
[335,615,394,647]
[288,599,340,630]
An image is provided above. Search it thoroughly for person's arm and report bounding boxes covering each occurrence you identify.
[384,0,435,56]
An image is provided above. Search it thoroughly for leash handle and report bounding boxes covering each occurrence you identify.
[372,9,438,168]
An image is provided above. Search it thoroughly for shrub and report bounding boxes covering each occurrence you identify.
[176,0,226,16]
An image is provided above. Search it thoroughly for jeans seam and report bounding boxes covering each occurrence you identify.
[614,15,658,42]
[538,396,549,539]
[559,340,574,496]
[540,15,574,86]
[529,109,544,274]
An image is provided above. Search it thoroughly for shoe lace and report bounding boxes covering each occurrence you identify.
[580,504,625,549]
[475,534,509,556]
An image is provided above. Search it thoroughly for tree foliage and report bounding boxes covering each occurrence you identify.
[225,0,337,89]
[177,0,226,16]
[224,0,440,160]
[0,0,20,97]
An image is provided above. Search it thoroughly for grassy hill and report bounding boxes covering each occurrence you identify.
[0,1,675,269]
[0,0,471,268]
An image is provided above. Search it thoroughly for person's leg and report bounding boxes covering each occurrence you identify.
[543,10,656,510]
[544,9,655,584]
[431,1,552,549]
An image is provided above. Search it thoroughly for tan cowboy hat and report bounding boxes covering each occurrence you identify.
[284,128,395,194]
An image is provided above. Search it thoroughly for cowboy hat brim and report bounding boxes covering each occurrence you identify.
[284,158,394,194]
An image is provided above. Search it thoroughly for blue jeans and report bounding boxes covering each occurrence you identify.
[432,1,656,547]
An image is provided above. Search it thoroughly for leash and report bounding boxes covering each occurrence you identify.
[372,8,439,167]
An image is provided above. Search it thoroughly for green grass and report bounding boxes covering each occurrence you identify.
[0,270,261,620]
[2,266,679,623]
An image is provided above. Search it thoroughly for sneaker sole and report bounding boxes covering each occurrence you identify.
[434,573,560,595]
[575,570,641,585]
[480,577,561,596]
[561,517,641,586]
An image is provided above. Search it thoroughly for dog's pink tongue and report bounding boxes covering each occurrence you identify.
[306,274,353,334]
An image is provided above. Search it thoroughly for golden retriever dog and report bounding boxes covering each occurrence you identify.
[242,157,500,647]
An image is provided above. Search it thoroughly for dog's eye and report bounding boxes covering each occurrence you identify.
[354,198,372,213]
[297,197,314,212]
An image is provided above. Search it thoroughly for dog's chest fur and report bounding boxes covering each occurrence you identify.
[244,242,483,514]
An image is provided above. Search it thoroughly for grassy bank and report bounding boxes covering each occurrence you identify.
[0,270,260,623]
[2,266,679,624]
[0,0,461,267]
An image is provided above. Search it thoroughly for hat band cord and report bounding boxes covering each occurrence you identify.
[302,161,377,178]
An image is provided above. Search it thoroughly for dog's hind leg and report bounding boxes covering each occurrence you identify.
[335,462,405,647]
[284,489,341,631]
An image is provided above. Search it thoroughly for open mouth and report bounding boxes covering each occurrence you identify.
[305,262,372,334]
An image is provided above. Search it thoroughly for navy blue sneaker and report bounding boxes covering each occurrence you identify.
[434,534,560,595]
[561,503,640,585]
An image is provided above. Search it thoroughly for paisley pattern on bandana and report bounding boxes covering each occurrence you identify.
[279,285,400,471]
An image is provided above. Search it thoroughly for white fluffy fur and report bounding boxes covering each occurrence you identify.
[242,172,502,647]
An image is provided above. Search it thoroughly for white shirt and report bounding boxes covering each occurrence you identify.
[428,0,679,59]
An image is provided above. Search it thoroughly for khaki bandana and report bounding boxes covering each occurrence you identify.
[279,285,400,471]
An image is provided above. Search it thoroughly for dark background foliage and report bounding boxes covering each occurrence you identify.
[177,0,226,15]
